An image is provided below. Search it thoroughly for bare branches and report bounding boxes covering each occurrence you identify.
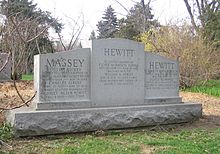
[9,15,58,44]
[0,52,11,73]
[183,0,220,32]
[0,91,36,112]
[112,0,129,13]
[57,32,67,51]
[183,0,199,32]
[27,18,58,43]
[56,13,84,51]
[0,0,64,114]
[35,39,41,54]
[9,17,26,43]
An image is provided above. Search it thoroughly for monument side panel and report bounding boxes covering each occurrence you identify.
[34,55,40,102]
[36,49,90,104]
[91,38,145,107]
[145,52,180,99]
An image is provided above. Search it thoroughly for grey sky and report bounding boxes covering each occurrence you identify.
[33,0,189,46]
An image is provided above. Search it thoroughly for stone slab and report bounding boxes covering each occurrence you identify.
[36,101,91,110]
[34,49,91,110]
[7,103,202,136]
[91,38,145,107]
[145,52,180,99]
[0,53,11,81]
[144,97,182,105]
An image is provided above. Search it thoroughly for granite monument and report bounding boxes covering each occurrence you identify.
[6,39,202,136]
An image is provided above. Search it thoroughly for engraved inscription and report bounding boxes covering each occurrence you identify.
[99,60,138,86]
[145,61,178,89]
[98,48,138,86]
[40,57,89,102]
[104,48,135,57]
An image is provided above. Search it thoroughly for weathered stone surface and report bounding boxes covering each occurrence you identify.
[36,101,92,110]
[91,38,145,107]
[7,103,202,136]
[0,53,11,81]
[34,49,91,110]
[145,52,180,102]
[144,97,182,105]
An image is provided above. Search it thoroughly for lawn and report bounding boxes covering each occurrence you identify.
[1,127,220,154]
[184,80,220,98]
[21,74,33,81]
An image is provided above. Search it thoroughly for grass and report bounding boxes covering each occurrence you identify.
[1,128,220,153]
[21,74,33,80]
[0,123,13,140]
[184,80,220,98]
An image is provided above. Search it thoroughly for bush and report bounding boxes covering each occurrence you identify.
[140,23,220,88]
[0,123,13,140]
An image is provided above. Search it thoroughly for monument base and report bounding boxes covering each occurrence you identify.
[6,103,202,137]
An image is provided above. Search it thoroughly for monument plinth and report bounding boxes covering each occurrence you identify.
[6,39,202,136]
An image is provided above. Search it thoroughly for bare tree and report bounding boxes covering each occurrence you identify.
[56,13,84,51]
[183,0,220,32]
[0,12,58,112]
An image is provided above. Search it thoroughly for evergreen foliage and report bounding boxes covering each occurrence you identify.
[89,30,96,40]
[97,5,118,39]
[116,0,159,40]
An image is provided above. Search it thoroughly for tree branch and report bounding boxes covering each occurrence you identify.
[9,17,26,43]
[71,22,84,49]
[35,39,41,54]
[27,26,49,43]
[183,0,199,32]
[57,32,67,51]
[112,0,129,13]
[0,52,11,73]
[0,91,36,112]
[195,0,205,27]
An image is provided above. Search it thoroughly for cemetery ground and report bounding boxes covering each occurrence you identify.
[0,81,220,153]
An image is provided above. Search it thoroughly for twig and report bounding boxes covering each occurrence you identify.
[0,139,12,150]
[0,52,11,72]
[57,32,67,51]
[9,17,26,43]
[27,25,50,43]
[35,39,41,54]
[112,0,129,13]
[12,75,26,104]
[71,22,84,49]
[0,91,36,112]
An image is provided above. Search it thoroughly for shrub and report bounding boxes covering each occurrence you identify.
[140,23,220,88]
[0,123,13,140]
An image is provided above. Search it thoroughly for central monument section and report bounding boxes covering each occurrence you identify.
[91,39,145,107]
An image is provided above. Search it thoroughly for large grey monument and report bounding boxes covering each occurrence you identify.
[6,39,202,136]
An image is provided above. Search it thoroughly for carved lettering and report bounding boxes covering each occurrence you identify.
[104,48,135,57]
[146,60,178,90]
[46,58,84,68]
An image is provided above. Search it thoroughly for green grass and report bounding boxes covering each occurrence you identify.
[184,80,220,98]
[2,128,220,153]
[0,123,13,140]
[21,74,33,80]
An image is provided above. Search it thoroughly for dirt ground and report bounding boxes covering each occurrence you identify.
[0,81,220,129]
[0,81,34,124]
